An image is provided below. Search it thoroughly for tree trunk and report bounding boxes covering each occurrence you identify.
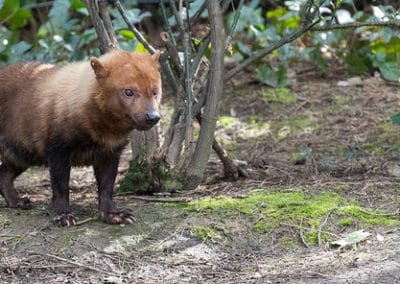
[184,0,225,189]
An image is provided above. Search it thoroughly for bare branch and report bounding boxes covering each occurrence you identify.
[312,20,400,31]
[112,0,156,54]
[98,0,118,49]
[84,0,114,53]
[225,19,320,82]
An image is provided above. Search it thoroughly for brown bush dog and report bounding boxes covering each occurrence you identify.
[0,50,162,226]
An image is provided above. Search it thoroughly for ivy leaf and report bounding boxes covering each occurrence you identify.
[331,230,371,248]
[0,0,19,22]
[10,8,32,29]
[49,0,70,30]
[391,113,400,126]
[256,65,288,88]
[379,62,400,81]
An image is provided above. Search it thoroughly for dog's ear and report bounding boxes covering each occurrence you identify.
[90,57,109,79]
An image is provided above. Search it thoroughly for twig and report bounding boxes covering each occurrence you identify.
[312,20,400,31]
[224,19,320,82]
[127,195,192,203]
[168,0,184,34]
[113,0,156,54]
[318,208,337,247]
[84,0,113,54]
[299,217,310,248]
[28,252,115,276]
[98,0,118,49]
[75,217,96,226]
[160,32,183,76]
[357,208,400,216]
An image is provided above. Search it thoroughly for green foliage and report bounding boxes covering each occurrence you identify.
[0,0,32,30]
[119,154,151,194]
[0,0,149,64]
[119,153,183,194]
[391,113,400,126]
[227,1,400,86]
[256,65,288,88]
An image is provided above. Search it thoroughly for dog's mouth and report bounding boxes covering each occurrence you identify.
[130,117,156,131]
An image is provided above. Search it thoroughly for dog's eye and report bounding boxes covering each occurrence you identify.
[152,89,159,97]
[124,89,137,97]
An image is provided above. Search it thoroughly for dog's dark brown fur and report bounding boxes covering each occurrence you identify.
[0,50,162,226]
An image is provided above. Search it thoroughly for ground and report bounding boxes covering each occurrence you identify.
[1,68,400,283]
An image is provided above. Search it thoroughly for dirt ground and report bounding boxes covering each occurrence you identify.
[1,67,400,283]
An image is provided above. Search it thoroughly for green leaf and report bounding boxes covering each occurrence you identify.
[10,41,31,55]
[118,30,135,40]
[331,230,371,248]
[9,8,31,29]
[256,65,288,88]
[391,113,400,126]
[0,0,19,22]
[0,0,30,29]
[49,0,70,30]
[134,42,147,53]
[345,52,372,75]
[71,0,85,10]
[379,62,400,81]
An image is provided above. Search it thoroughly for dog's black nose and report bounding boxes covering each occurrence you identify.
[145,111,160,124]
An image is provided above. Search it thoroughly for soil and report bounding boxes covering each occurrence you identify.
[1,67,400,283]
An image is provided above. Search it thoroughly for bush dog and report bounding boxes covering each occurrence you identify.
[0,50,162,226]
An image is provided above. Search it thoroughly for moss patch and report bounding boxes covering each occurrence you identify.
[262,88,296,105]
[272,115,319,139]
[192,225,224,242]
[170,189,400,246]
[218,116,237,128]
[119,155,183,194]
[364,120,400,155]
[334,95,350,106]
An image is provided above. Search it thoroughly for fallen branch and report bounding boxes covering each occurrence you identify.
[123,195,193,203]
[318,208,337,247]
[28,252,115,276]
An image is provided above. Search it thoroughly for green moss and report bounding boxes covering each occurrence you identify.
[218,116,237,128]
[252,218,277,233]
[363,142,385,155]
[280,236,299,248]
[192,226,223,242]
[272,115,319,139]
[63,235,74,247]
[262,88,296,105]
[332,184,349,191]
[292,152,306,161]
[338,217,353,226]
[339,205,400,226]
[170,189,400,246]
[334,95,350,106]
[119,154,183,194]
[119,154,151,194]
[248,115,262,124]
[364,120,400,155]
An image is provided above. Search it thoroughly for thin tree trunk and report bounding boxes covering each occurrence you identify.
[185,0,225,189]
